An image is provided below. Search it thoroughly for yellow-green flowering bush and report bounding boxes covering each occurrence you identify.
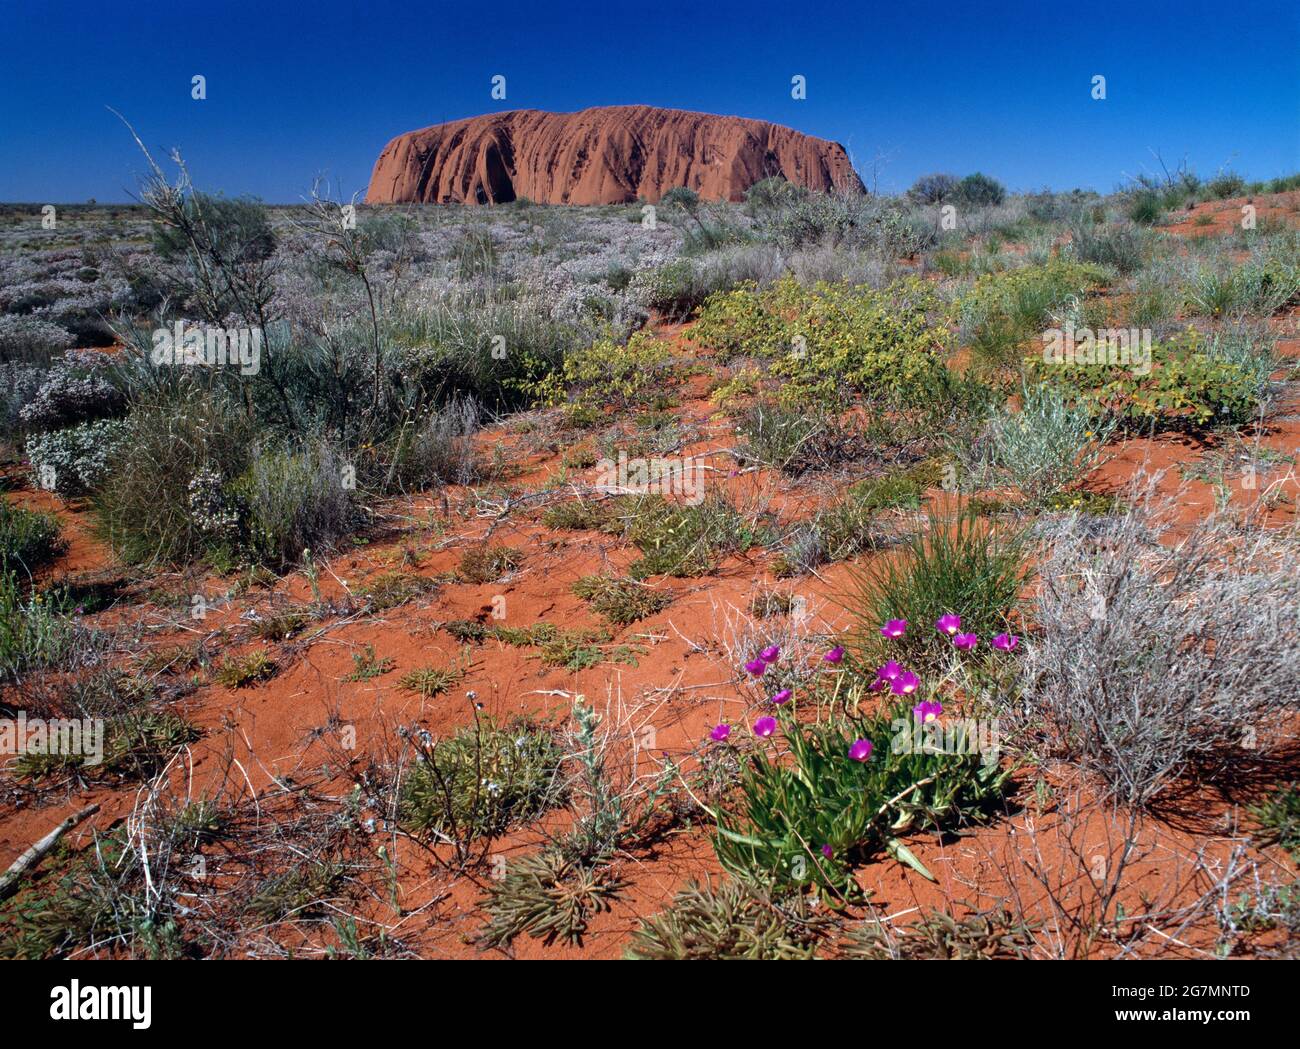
[533,330,674,416]
[1029,328,1265,430]
[691,276,950,410]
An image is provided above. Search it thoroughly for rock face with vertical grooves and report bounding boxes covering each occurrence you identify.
[365,105,863,205]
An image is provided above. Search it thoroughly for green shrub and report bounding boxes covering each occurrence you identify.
[532,331,673,417]
[1185,266,1241,318]
[398,718,564,840]
[712,699,1011,897]
[1128,190,1163,226]
[692,276,949,410]
[232,443,355,568]
[1030,329,1266,430]
[0,500,64,572]
[955,173,1006,207]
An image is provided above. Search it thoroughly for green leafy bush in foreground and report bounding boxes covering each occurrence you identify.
[399,718,565,841]
[712,698,1011,899]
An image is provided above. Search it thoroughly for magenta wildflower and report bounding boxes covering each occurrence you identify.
[877,660,904,681]
[891,670,921,696]
[709,724,731,742]
[770,688,793,705]
[848,738,874,762]
[952,632,978,651]
[913,700,943,724]
[872,660,903,691]
[753,716,777,738]
[823,645,845,665]
[743,658,768,676]
[993,632,1019,651]
[880,618,908,639]
[760,644,781,664]
[821,844,833,859]
[935,613,962,636]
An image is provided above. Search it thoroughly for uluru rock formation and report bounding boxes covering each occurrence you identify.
[365,105,864,206]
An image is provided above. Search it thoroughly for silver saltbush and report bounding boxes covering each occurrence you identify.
[1014,496,1300,806]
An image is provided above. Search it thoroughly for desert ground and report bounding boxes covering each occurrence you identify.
[1,169,1299,960]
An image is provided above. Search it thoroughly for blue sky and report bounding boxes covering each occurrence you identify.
[2,0,1297,202]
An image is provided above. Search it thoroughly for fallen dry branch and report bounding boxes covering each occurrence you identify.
[0,804,101,901]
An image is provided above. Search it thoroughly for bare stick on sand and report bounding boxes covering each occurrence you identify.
[0,804,100,901]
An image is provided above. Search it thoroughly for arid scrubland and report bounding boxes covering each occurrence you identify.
[2,163,1300,959]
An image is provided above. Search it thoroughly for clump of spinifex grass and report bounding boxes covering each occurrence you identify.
[213,650,278,688]
[572,575,672,625]
[457,545,523,583]
[846,506,1027,671]
[398,717,565,841]
[0,500,65,572]
[398,664,463,698]
[624,494,767,578]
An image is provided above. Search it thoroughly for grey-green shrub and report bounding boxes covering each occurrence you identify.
[958,384,1116,504]
[95,388,252,565]
[234,443,355,568]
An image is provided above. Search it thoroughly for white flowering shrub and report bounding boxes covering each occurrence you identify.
[25,418,129,496]
[0,314,74,363]
[18,351,125,432]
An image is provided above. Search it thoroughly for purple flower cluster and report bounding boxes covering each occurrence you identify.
[716,644,875,764]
